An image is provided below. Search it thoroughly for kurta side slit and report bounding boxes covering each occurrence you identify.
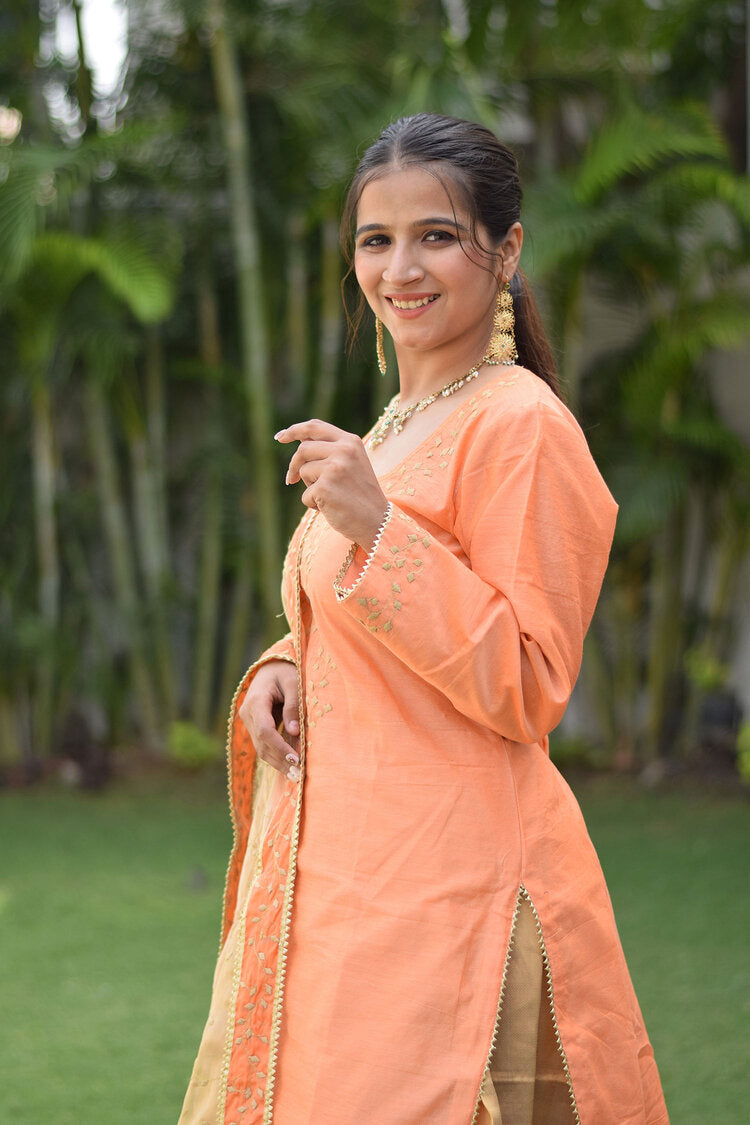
[478,895,575,1125]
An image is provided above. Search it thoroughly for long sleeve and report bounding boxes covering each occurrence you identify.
[336,400,617,744]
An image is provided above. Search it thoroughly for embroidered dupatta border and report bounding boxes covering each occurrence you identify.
[261,510,316,1119]
[216,510,317,1124]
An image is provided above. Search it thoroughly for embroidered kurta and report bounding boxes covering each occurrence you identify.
[179,369,669,1125]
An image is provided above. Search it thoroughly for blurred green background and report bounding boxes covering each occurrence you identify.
[1,0,749,773]
[1,1,749,1121]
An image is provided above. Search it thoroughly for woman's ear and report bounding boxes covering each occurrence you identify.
[498,222,523,283]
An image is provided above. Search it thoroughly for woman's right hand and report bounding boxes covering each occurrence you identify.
[239,660,301,781]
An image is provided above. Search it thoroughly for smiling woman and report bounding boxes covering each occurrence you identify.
[352,167,513,397]
[178,114,669,1125]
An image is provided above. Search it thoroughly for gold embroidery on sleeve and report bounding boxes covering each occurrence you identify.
[361,511,432,634]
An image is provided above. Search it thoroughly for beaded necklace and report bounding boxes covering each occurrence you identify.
[367,357,515,448]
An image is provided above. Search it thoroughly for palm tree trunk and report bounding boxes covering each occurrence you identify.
[581,623,617,750]
[286,211,308,408]
[0,693,23,768]
[682,497,750,755]
[206,0,282,638]
[705,500,749,661]
[643,511,685,759]
[139,330,176,715]
[30,378,59,754]
[194,483,223,730]
[215,543,256,732]
[85,376,162,748]
[144,328,170,565]
[192,262,225,731]
[612,562,643,765]
[311,213,343,420]
[122,386,177,722]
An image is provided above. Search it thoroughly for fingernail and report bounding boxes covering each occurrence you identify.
[284,470,290,485]
[288,765,301,783]
[274,430,285,440]
[285,753,298,765]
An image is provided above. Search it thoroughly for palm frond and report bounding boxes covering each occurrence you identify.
[665,413,749,466]
[637,162,750,233]
[523,182,621,277]
[573,103,727,206]
[0,145,89,294]
[610,457,690,544]
[0,161,43,294]
[29,232,176,324]
[622,287,750,423]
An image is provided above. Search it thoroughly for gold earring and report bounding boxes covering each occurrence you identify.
[375,317,387,377]
[484,280,518,367]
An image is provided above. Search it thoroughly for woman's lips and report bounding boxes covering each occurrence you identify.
[386,294,440,316]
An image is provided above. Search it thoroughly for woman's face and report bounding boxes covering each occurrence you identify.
[353,164,502,363]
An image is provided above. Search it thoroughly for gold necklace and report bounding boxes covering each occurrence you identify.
[367,356,514,448]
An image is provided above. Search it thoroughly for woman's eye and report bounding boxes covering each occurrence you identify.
[360,234,389,248]
[424,229,455,243]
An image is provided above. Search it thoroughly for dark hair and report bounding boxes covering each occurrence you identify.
[340,113,559,397]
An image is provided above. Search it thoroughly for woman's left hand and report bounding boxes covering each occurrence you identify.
[276,420,388,548]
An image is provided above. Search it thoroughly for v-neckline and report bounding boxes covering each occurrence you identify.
[368,365,521,482]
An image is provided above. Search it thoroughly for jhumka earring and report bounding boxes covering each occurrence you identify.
[483,279,518,367]
[375,316,387,377]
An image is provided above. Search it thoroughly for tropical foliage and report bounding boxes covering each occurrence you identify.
[0,0,747,777]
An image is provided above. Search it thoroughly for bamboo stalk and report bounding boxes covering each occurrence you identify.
[311,214,343,421]
[206,0,282,639]
[30,380,59,631]
[581,620,617,750]
[286,211,308,407]
[144,328,170,565]
[124,406,177,722]
[192,263,225,731]
[0,693,23,768]
[643,511,685,759]
[706,501,749,661]
[215,543,256,734]
[612,562,643,764]
[85,376,162,749]
[30,378,59,755]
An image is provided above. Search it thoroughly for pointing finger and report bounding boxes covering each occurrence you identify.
[275,420,343,444]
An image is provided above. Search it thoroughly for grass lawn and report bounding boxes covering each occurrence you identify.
[1,769,747,1123]
[578,777,750,1124]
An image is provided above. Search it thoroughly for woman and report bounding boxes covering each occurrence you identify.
[179,114,668,1125]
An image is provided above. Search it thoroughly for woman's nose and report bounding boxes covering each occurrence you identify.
[382,242,424,286]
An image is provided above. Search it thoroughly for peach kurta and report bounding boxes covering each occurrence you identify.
[179,369,668,1125]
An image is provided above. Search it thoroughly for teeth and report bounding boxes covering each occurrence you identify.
[390,295,438,309]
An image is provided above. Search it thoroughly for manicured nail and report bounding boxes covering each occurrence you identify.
[285,753,298,765]
[274,430,285,440]
[284,470,290,485]
[288,765,301,783]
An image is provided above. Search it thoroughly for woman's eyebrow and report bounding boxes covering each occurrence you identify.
[416,216,469,232]
[355,217,469,236]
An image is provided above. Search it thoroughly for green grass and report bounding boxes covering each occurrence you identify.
[0,770,231,1125]
[0,772,747,1123]
[578,778,750,1124]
